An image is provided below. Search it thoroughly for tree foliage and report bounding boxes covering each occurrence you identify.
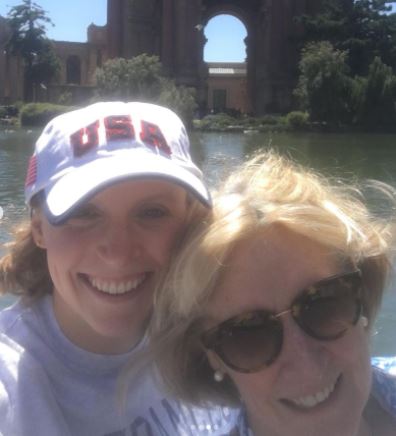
[298,0,396,75]
[95,55,163,101]
[5,0,60,101]
[294,41,354,123]
[295,41,396,127]
[354,56,396,126]
[295,2,396,128]
[158,80,197,127]
[95,55,197,125]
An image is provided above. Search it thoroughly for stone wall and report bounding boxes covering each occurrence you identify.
[0,17,107,105]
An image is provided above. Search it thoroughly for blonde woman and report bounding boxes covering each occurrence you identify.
[149,151,396,436]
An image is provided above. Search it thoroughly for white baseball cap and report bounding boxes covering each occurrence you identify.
[25,101,211,224]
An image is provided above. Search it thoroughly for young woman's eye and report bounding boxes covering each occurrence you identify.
[66,207,101,225]
[138,206,169,220]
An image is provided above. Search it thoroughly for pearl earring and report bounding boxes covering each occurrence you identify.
[35,239,44,249]
[214,370,224,382]
[361,316,369,327]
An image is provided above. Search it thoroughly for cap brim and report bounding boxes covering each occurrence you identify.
[44,150,211,224]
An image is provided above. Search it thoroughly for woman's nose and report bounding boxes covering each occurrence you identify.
[276,315,326,380]
[96,223,142,266]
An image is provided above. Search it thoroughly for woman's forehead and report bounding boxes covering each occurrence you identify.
[207,228,340,318]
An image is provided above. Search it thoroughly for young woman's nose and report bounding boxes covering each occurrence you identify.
[96,222,142,266]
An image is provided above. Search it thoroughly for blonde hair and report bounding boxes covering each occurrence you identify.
[148,150,395,407]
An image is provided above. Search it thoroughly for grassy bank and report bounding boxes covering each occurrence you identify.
[0,103,74,128]
[194,111,310,133]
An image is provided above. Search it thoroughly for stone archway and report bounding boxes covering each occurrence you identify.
[107,0,323,115]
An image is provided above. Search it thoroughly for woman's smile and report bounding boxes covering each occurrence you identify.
[206,228,372,436]
[81,272,149,295]
[281,374,341,410]
[34,179,189,353]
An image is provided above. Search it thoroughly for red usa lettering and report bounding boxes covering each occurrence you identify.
[70,120,99,157]
[104,115,135,142]
[140,120,172,156]
[70,117,171,157]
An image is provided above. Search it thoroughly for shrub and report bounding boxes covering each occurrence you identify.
[286,111,309,129]
[158,80,197,127]
[20,103,73,127]
[240,116,259,128]
[196,113,238,131]
[258,115,280,125]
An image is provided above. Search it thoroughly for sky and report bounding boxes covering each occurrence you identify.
[1,1,395,63]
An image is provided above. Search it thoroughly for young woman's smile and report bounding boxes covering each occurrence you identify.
[32,179,189,354]
[81,272,148,295]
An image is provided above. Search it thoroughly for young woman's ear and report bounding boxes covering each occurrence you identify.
[31,209,46,249]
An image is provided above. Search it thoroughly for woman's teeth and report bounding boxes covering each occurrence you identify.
[289,378,337,408]
[88,275,146,295]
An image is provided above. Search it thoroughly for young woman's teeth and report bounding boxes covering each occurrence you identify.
[88,276,145,295]
[290,379,336,408]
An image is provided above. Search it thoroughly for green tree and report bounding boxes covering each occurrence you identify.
[5,0,60,101]
[95,55,163,101]
[354,56,396,127]
[158,80,197,128]
[295,41,354,123]
[95,55,197,125]
[298,0,396,75]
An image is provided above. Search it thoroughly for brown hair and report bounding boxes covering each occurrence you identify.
[0,194,52,301]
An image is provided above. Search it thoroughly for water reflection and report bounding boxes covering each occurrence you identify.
[0,130,37,244]
[193,131,396,187]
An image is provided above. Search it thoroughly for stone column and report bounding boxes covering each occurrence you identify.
[174,0,202,84]
[125,0,161,58]
[161,0,174,74]
[252,0,273,114]
[253,0,299,113]
[107,0,124,58]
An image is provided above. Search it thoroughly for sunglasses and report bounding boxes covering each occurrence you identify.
[201,270,363,373]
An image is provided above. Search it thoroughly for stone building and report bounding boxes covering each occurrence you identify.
[206,62,250,114]
[0,16,106,105]
[107,0,323,114]
[1,0,328,114]
[47,24,107,104]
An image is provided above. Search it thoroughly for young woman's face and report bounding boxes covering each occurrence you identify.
[32,179,189,354]
[204,227,372,436]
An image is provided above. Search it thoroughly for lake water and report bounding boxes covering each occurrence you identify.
[1,128,396,355]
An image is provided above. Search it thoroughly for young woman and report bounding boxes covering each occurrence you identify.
[148,151,396,436]
[0,102,236,435]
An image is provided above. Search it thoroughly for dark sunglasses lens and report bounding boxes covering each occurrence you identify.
[298,274,361,340]
[217,314,283,372]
